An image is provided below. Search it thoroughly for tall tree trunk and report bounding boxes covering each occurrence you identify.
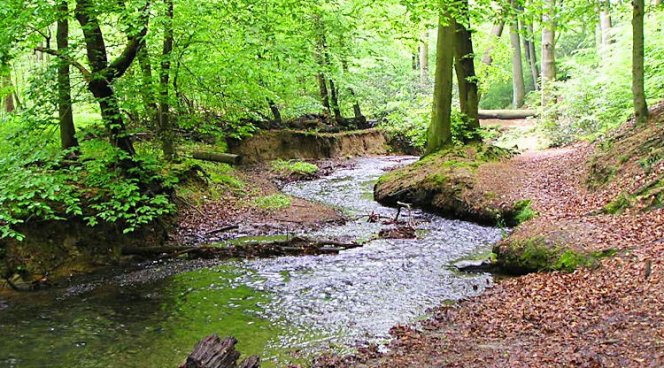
[419,31,429,85]
[75,0,147,156]
[481,22,505,66]
[159,0,175,161]
[427,15,455,154]
[632,0,648,124]
[2,72,14,113]
[454,14,480,138]
[137,44,158,128]
[56,1,78,150]
[329,79,343,124]
[541,0,557,110]
[510,2,526,108]
[599,0,612,51]
[317,73,331,116]
[341,59,365,123]
[526,23,539,90]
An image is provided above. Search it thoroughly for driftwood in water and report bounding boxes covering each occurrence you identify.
[180,335,260,368]
[122,236,361,260]
[478,109,537,120]
[192,151,242,165]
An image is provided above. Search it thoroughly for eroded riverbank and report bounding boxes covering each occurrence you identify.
[0,156,501,367]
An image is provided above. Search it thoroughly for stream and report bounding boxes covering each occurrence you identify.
[0,156,502,368]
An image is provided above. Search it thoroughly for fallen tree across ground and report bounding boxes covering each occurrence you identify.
[478,109,537,119]
[122,236,361,260]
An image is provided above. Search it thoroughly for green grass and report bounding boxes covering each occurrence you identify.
[270,159,319,177]
[252,194,292,210]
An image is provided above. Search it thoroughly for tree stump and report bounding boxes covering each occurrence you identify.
[180,335,260,368]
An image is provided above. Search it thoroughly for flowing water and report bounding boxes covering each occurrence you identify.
[0,156,501,368]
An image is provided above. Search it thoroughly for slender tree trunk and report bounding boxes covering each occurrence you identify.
[56,1,78,150]
[527,23,539,90]
[632,0,648,124]
[419,31,429,85]
[454,15,480,138]
[510,2,526,108]
[159,0,175,161]
[599,0,612,51]
[2,72,14,113]
[427,15,455,154]
[341,59,365,123]
[137,44,158,128]
[329,79,343,124]
[541,0,557,110]
[317,73,331,115]
[481,22,505,66]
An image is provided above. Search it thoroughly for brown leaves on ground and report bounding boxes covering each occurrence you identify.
[323,119,664,367]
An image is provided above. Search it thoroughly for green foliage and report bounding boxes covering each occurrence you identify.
[271,160,319,177]
[513,199,537,224]
[252,194,292,211]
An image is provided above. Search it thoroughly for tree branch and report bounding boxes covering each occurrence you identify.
[34,47,91,81]
[107,1,151,80]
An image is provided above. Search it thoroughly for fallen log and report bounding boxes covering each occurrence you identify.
[192,151,242,165]
[122,236,361,260]
[180,335,260,368]
[206,225,240,236]
[479,109,537,119]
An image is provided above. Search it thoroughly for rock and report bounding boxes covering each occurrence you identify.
[453,259,495,272]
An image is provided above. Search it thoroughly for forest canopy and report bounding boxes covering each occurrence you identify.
[0,0,663,238]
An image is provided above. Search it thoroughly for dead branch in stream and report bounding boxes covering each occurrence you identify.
[122,236,361,260]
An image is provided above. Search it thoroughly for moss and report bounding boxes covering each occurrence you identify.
[513,199,537,224]
[495,237,617,274]
[271,159,319,177]
[252,194,292,210]
[603,193,631,214]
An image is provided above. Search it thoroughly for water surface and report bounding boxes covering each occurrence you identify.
[0,156,501,367]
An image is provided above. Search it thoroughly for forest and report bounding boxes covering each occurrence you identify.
[0,0,662,367]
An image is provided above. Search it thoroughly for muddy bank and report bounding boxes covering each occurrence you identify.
[0,220,168,290]
[228,129,389,163]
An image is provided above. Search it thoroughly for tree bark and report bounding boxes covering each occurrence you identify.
[454,12,480,138]
[599,0,612,51]
[192,151,241,165]
[481,22,505,66]
[632,0,648,124]
[427,15,455,154]
[56,1,78,151]
[2,72,14,113]
[541,0,557,110]
[329,78,343,124]
[419,30,429,85]
[180,336,260,368]
[75,0,148,156]
[526,23,539,90]
[510,1,526,108]
[267,99,282,124]
[318,73,331,116]
[159,0,175,161]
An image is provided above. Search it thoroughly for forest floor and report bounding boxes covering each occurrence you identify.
[172,160,350,245]
[313,114,664,367]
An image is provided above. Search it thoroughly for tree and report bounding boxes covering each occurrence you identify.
[632,0,648,124]
[159,0,176,160]
[427,14,455,154]
[598,0,612,51]
[74,0,149,155]
[56,1,78,151]
[1,70,15,113]
[419,30,429,84]
[523,21,539,90]
[510,1,526,108]
[481,21,505,66]
[454,0,480,136]
[541,0,557,110]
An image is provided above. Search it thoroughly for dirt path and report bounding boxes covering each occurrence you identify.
[316,143,663,368]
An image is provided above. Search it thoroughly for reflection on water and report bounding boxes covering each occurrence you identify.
[0,156,501,368]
